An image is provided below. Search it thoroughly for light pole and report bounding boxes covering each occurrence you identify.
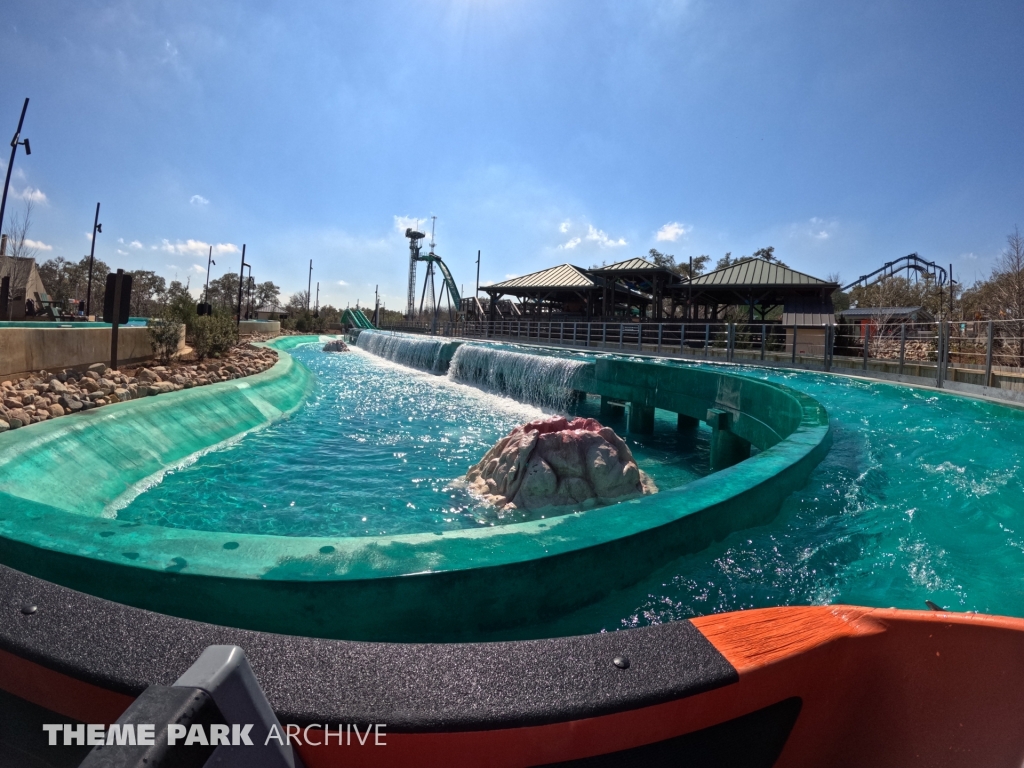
[203,246,216,307]
[244,264,252,319]
[0,98,31,246]
[307,259,312,313]
[314,281,319,317]
[235,244,248,332]
[85,203,102,317]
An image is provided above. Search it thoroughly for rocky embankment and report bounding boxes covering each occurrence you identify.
[0,345,278,433]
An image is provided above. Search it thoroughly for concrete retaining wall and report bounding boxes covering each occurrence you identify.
[0,326,178,379]
[238,320,280,337]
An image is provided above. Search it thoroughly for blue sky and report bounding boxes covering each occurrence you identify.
[2,0,1022,310]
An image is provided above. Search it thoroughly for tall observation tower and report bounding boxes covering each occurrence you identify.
[405,227,426,320]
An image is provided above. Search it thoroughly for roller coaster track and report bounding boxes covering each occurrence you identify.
[841,253,949,292]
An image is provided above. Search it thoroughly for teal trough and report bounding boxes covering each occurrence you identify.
[0,334,831,642]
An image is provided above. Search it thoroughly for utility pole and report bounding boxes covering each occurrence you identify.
[236,244,247,332]
[85,203,102,317]
[315,281,319,316]
[203,246,215,306]
[307,259,312,313]
[0,98,30,249]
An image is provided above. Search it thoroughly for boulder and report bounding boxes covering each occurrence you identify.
[466,416,656,515]
[323,340,349,352]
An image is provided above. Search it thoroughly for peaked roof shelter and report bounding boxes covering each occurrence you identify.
[483,263,648,321]
[0,256,48,321]
[673,259,840,322]
[588,257,685,320]
[480,257,839,323]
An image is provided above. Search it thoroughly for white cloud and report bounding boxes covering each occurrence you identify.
[117,249,128,255]
[14,187,47,204]
[24,239,52,251]
[393,215,425,234]
[191,264,207,273]
[504,273,519,279]
[190,194,209,206]
[556,220,627,249]
[585,224,627,248]
[159,239,240,257]
[789,217,836,242]
[129,240,143,249]
[337,280,349,286]
[656,221,692,242]
[85,232,93,241]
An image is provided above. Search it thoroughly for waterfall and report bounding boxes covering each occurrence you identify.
[447,344,590,410]
[355,330,452,373]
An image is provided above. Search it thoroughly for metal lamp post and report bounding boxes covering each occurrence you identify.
[0,98,31,247]
[235,244,248,332]
[306,260,312,313]
[204,246,216,306]
[85,203,102,317]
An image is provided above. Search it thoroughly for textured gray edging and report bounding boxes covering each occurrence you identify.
[0,564,736,732]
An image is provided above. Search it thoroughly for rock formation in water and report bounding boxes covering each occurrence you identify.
[466,416,656,514]
[323,339,349,352]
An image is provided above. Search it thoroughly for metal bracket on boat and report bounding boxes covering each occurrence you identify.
[80,645,304,768]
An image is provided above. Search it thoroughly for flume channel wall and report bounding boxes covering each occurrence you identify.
[0,335,830,642]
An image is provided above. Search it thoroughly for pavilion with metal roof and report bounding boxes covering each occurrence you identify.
[482,263,649,321]
[675,259,839,322]
[480,257,839,323]
[588,257,685,320]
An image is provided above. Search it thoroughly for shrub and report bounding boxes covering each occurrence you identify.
[148,317,184,365]
[192,312,238,360]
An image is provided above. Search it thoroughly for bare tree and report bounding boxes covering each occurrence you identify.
[0,201,39,319]
[989,226,1024,365]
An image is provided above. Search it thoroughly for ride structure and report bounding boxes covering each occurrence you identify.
[841,253,950,292]
[341,307,375,329]
[405,218,462,330]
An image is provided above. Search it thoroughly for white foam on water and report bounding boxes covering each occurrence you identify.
[447,343,590,410]
[355,329,451,372]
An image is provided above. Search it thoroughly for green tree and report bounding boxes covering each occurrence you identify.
[207,272,241,313]
[128,270,167,317]
[254,281,281,310]
[646,249,709,278]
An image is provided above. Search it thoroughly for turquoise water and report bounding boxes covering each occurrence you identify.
[119,336,1024,632]
[117,344,708,536]
[536,361,1024,638]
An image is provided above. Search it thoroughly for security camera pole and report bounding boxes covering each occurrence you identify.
[0,98,31,255]
[85,202,102,317]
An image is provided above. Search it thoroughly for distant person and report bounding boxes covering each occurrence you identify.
[25,298,36,317]
[78,300,86,316]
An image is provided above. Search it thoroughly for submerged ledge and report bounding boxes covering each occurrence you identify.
[0,334,831,641]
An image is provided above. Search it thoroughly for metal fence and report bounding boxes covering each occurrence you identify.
[374,319,1024,396]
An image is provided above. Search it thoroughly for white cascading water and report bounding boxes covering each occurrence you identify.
[355,330,451,372]
[447,344,589,410]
